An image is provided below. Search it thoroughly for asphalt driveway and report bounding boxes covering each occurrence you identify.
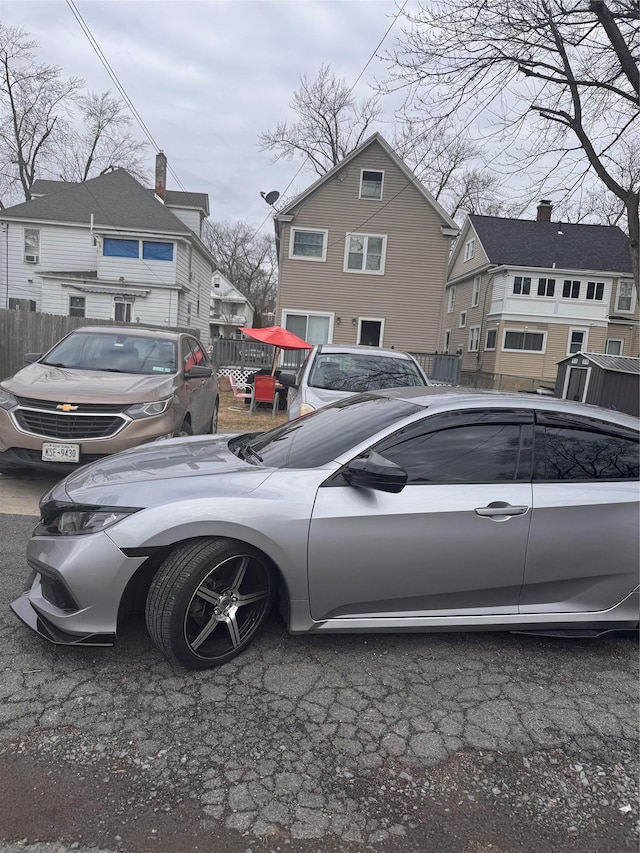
[0,511,637,853]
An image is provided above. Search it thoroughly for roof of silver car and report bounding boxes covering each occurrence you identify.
[316,344,415,359]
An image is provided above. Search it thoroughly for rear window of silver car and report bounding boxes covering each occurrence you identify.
[308,353,426,392]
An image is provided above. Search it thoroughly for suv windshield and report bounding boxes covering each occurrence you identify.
[41,332,178,375]
[308,353,426,392]
[230,394,421,469]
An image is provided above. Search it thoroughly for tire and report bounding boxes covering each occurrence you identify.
[145,538,274,669]
[210,398,219,434]
[176,420,193,438]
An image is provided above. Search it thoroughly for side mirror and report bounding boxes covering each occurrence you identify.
[343,451,407,494]
[185,364,212,379]
[24,353,42,364]
[278,371,298,390]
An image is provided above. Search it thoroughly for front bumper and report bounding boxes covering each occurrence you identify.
[10,592,116,646]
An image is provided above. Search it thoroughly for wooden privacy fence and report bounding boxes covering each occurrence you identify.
[0,309,197,381]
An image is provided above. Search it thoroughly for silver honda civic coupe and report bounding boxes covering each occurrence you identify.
[11,387,639,670]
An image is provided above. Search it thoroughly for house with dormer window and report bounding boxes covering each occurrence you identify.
[0,155,214,342]
[443,200,638,390]
[274,133,459,350]
[210,270,254,338]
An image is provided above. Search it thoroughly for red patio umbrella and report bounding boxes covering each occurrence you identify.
[239,326,313,374]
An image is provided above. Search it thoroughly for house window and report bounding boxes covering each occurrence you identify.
[114,297,133,322]
[213,277,220,288]
[463,239,475,261]
[24,228,40,263]
[142,241,173,261]
[283,311,331,345]
[290,228,328,261]
[485,329,497,350]
[562,279,581,299]
[104,238,139,258]
[567,328,588,355]
[447,286,456,313]
[459,310,467,328]
[615,280,635,312]
[537,278,556,297]
[586,281,604,301]
[69,296,85,317]
[360,170,384,200]
[605,338,624,355]
[471,276,480,307]
[468,326,480,352]
[344,233,386,274]
[443,329,451,353]
[513,276,531,295]
[503,329,545,352]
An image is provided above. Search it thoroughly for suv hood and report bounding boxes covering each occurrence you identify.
[42,435,273,508]
[4,362,176,403]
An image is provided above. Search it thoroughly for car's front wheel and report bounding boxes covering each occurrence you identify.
[145,538,274,669]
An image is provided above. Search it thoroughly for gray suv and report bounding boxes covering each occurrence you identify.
[280,344,430,419]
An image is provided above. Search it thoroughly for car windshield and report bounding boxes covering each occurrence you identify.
[41,332,178,375]
[229,394,422,469]
[308,353,426,392]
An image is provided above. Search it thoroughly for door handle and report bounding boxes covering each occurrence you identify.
[474,501,529,521]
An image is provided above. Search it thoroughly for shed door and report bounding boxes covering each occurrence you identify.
[565,367,588,402]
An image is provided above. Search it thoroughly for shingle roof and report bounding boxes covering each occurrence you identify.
[469,214,633,274]
[566,352,640,374]
[30,178,209,215]
[2,170,192,235]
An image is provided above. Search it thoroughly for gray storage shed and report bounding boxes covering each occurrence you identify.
[555,352,640,417]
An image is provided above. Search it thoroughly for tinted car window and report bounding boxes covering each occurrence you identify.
[41,331,177,375]
[235,395,421,469]
[377,424,526,483]
[534,426,639,480]
[309,354,426,392]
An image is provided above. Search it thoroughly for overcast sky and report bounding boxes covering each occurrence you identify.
[1,0,410,231]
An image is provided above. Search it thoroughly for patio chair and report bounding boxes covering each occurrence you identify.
[228,375,253,411]
[251,374,278,416]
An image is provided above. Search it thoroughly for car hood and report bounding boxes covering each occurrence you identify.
[3,362,176,403]
[43,435,273,508]
[306,386,356,407]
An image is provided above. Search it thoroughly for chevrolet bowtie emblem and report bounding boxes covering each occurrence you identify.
[56,403,78,412]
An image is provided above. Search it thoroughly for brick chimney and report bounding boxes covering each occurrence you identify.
[155,151,167,201]
[536,199,552,222]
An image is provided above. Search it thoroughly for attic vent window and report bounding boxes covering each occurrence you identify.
[360,170,383,200]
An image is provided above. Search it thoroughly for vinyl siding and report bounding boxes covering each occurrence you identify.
[277,140,455,351]
[40,280,175,327]
[447,225,489,281]
[98,238,177,285]
[166,206,201,235]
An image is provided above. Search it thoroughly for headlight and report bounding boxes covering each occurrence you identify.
[299,403,316,416]
[124,399,171,419]
[0,386,18,411]
[37,503,141,536]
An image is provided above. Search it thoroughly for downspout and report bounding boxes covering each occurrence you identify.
[476,268,497,374]
[4,222,8,309]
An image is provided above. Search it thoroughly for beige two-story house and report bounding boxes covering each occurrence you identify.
[443,201,638,390]
[274,133,459,351]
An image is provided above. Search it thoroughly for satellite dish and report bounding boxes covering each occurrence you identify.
[261,190,280,206]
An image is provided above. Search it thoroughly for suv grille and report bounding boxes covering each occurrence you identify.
[14,409,125,440]
[15,396,127,414]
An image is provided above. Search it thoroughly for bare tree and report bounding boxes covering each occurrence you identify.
[203,221,277,326]
[258,64,383,177]
[0,24,82,206]
[55,91,149,183]
[383,0,640,286]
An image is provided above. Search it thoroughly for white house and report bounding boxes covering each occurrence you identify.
[210,271,254,338]
[0,154,215,342]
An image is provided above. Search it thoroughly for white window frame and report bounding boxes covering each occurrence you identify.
[113,296,134,323]
[443,329,451,353]
[468,325,480,352]
[343,232,387,275]
[502,328,547,353]
[513,275,532,296]
[459,310,467,328]
[359,169,384,201]
[24,227,40,264]
[537,277,556,297]
[485,329,497,351]
[357,316,385,347]
[281,309,334,345]
[289,227,328,262]
[605,338,624,355]
[562,279,581,300]
[567,326,589,356]
[69,295,85,317]
[471,276,480,307]
[447,286,456,313]
[615,280,636,313]
[463,238,475,261]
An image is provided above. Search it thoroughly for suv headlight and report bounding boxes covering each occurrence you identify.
[125,399,171,419]
[37,503,141,536]
[0,386,18,411]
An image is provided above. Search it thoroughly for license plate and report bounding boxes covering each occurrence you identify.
[42,442,80,463]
